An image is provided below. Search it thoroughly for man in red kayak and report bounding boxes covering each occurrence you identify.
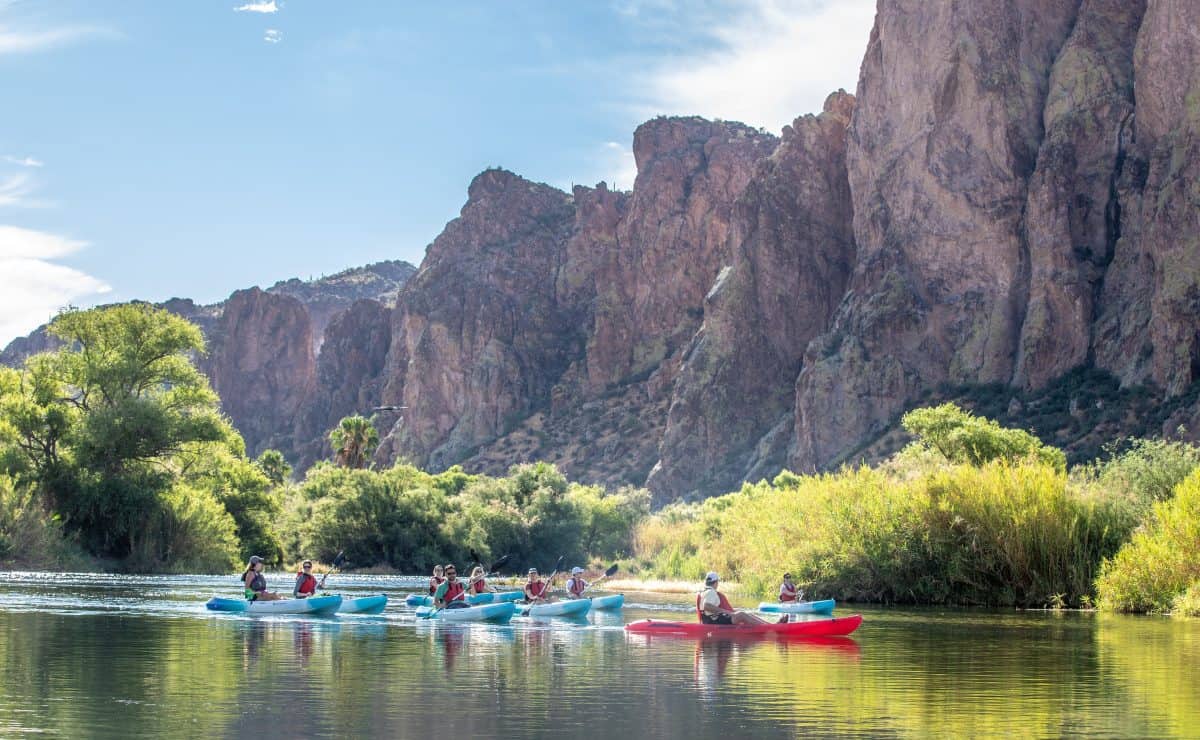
[565,567,589,599]
[524,568,551,601]
[698,572,781,625]
[433,563,470,609]
[778,572,802,603]
[293,559,323,599]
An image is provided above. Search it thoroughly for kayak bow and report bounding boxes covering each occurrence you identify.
[205,595,343,615]
[757,599,836,615]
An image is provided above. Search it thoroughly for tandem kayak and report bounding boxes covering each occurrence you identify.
[589,594,625,610]
[414,602,517,623]
[205,595,343,615]
[405,590,525,608]
[625,614,862,638]
[337,594,388,614]
[757,599,836,615]
[517,599,592,618]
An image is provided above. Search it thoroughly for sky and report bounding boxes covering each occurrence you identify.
[0,0,875,346]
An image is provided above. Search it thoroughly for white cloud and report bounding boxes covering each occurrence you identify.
[601,141,638,191]
[0,24,107,54]
[0,172,35,207]
[3,155,43,168]
[234,1,278,13]
[264,28,282,44]
[0,225,111,345]
[629,0,875,131]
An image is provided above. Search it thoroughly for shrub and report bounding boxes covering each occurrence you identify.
[903,403,1067,470]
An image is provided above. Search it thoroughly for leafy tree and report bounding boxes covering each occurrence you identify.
[329,415,379,469]
[902,403,1066,471]
[255,449,292,487]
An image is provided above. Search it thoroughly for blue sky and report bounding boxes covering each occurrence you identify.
[0,0,874,344]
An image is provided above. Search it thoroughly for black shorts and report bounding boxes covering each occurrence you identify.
[701,613,733,625]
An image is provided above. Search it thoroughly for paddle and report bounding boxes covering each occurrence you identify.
[579,563,619,597]
[531,555,565,603]
[318,551,345,590]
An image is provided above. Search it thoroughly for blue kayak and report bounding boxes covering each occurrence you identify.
[757,599,836,615]
[406,590,524,607]
[589,594,625,610]
[414,602,516,623]
[206,594,342,615]
[517,599,592,618]
[337,594,388,614]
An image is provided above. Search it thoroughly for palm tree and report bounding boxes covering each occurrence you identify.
[329,415,380,469]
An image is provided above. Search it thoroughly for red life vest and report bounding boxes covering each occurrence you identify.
[470,578,486,594]
[779,582,799,602]
[525,580,546,599]
[428,576,445,595]
[695,589,733,619]
[567,577,587,597]
[441,579,465,604]
[296,571,318,596]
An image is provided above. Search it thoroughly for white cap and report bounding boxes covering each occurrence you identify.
[571,567,584,575]
[705,571,719,583]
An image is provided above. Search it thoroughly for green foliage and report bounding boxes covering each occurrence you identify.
[1096,469,1200,614]
[254,449,292,487]
[0,474,91,570]
[329,415,379,469]
[1075,437,1200,515]
[902,403,1067,470]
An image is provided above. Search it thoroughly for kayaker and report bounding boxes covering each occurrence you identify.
[698,572,780,625]
[428,564,445,595]
[779,573,802,603]
[524,568,550,602]
[242,555,284,602]
[293,560,322,599]
[433,564,470,609]
[467,565,492,595]
[565,567,589,599]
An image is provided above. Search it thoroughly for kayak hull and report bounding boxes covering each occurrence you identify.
[206,595,343,615]
[625,614,862,638]
[338,594,388,614]
[405,590,524,608]
[518,599,592,618]
[757,599,836,615]
[589,594,625,611]
[415,602,516,623]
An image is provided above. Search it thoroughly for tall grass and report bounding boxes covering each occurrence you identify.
[0,475,93,571]
[634,459,1135,607]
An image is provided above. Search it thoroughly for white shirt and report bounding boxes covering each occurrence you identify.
[700,587,721,611]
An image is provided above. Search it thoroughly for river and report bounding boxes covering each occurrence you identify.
[0,571,1196,738]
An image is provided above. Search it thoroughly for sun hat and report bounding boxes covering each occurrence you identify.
[705,571,719,584]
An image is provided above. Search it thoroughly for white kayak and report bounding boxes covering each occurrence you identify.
[206,594,342,615]
[414,602,517,623]
[517,599,592,618]
[757,599,836,615]
[337,594,388,614]
[405,590,524,608]
[589,594,625,610]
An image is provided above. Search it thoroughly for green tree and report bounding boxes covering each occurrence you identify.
[329,415,379,469]
[255,449,292,487]
[902,403,1066,471]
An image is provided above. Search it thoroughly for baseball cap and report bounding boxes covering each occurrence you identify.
[705,571,719,583]
[571,567,584,575]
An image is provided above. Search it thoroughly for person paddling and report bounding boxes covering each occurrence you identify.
[778,573,802,603]
[565,567,589,599]
[524,568,550,602]
[428,564,445,596]
[697,572,781,625]
[293,559,322,599]
[467,565,493,595]
[432,564,469,609]
[242,555,284,602]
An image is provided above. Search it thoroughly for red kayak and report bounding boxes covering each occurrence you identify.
[625,614,862,637]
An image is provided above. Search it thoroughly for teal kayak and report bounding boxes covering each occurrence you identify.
[517,599,592,618]
[757,599,836,615]
[406,590,524,607]
[337,594,388,614]
[589,594,625,610]
[206,595,342,615]
[415,602,516,623]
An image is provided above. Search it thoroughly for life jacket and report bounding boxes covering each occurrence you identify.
[428,576,445,595]
[566,577,587,597]
[296,571,318,596]
[695,588,733,620]
[525,580,546,599]
[470,578,486,594]
[243,570,266,600]
[779,582,799,602]
[440,579,465,604]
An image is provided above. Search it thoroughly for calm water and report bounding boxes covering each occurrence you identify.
[0,572,1197,739]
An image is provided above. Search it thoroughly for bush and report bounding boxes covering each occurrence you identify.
[0,475,91,570]
[1095,469,1200,614]
[903,403,1066,470]
[1075,437,1200,515]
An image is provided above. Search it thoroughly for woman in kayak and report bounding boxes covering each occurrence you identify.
[524,568,551,602]
[778,573,802,603]
[698,572,781,625]
[432,564,470,609]
[428,564,445,595]
[466,565,492,595]
[565,566,589,599]
[242,555,284,601]
[293,560,322,599]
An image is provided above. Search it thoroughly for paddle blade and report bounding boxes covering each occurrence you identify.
[488,554,510,574]
[553,555,565,572]
[469,548,481,566]
[604,563,619,577]
[331,550,345,569]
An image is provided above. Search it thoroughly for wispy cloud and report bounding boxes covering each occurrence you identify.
[0,172,49,208]
[0,23,108,55]
[264,28,282,44]
[4,155,43,168]
[625,0,875,131]
[0,225,111,345]
[234,1,278,13]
